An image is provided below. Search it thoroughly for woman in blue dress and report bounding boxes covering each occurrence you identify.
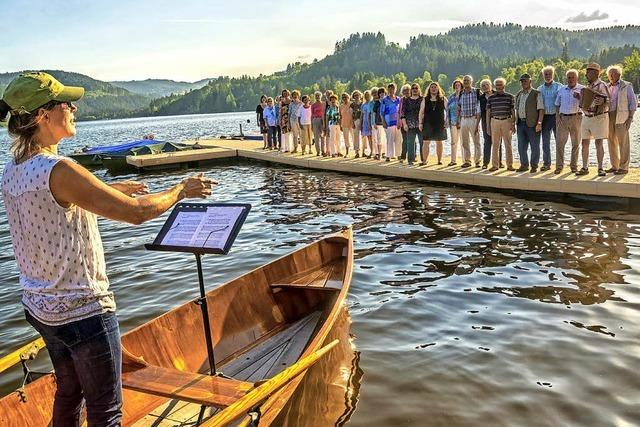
[361,90,373,158]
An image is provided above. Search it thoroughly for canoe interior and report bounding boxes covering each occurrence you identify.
[0,231,352,427]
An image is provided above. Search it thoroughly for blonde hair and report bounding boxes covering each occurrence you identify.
[410,82,423,96]
[480,79,492,89]
[314,91,322,98]
[291,89,301,98]
[566,69,579,78]
[542,65,555,75]
[607,65,623,77]
[400,84,411,93]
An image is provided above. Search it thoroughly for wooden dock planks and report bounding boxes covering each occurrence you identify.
[123,138,640,201]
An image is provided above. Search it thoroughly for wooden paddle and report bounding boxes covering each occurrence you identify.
[202,339,339,427]
[0,337,46,374]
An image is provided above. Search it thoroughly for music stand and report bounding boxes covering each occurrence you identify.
[145,202,251,378]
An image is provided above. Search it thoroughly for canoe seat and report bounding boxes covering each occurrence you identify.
[121,348,253,408]
[271,258,345,291]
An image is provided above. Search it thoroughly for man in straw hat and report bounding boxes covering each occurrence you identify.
[577,63,609,176]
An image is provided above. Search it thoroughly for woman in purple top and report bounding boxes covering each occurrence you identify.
[400,83,423,165]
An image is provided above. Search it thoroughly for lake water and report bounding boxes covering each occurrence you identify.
[1,112,639,426]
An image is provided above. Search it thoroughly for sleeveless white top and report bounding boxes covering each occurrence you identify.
[2,153,115,326]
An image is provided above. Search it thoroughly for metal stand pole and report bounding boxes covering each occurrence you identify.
[195,253,217,375]
[195,253,217,425]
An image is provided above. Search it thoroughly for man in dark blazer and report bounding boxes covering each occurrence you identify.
[515,73,545,173]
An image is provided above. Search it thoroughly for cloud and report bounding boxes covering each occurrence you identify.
[566,10,609,23]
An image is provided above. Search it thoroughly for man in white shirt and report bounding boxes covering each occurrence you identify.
[554,69,584,174]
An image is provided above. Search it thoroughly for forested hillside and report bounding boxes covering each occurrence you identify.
[3,23,640,120]
[110,78,212,98]
[149,23,640,117]
[0,70,149,120]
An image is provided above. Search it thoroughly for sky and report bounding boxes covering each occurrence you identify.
[1,0,639,82]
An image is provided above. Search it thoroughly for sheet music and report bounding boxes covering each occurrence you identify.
[160,206,245,249]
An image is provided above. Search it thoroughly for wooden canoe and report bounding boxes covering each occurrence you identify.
[0,227,354,426]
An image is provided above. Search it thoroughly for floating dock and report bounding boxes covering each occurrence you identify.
[125,139,640,202]
[126,146,237,169]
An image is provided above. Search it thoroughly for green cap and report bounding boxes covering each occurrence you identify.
[2,72,84,114]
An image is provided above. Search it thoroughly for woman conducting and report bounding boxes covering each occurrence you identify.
[0,72,215,426]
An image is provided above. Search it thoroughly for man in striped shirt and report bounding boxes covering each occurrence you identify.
[456,75,481,168]
[486,78,516,171]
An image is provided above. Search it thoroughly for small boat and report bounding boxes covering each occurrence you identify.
[69,139,160,167]
[0,228,353,426]
[100,141,201,174]
[68,140,200,171]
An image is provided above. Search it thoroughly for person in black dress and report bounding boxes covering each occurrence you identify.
[256,95,268,148]
[419,82,447,165]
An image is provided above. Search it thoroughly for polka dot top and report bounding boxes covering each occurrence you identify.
[2,153,115,326]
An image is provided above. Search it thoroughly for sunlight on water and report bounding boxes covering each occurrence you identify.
[1,113,639,426]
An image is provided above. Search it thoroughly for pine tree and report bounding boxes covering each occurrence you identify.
[561,42,570,62]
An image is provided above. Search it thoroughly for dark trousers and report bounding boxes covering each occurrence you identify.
[275,125,282,149]
[517,120,541,168]
[481,118,491,166]
[400,128,408,160]
[541,114,556,167]
[406,128,420,163]
[267,126,278,148]
[26,311,123,427]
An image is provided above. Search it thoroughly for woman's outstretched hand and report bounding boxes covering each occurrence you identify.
[179,173,217,199]
[114,180,149,197]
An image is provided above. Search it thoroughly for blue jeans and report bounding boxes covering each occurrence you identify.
[25,311,123,427]
[541,114,556,167]
[267,126,278,148]
[405,128,419,163]
[516,120,541,168]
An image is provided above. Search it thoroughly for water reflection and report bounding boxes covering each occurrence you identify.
[263,168,632,306]
[275,308,362,427]
[246,165,640,425]
[1,161,639,426]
